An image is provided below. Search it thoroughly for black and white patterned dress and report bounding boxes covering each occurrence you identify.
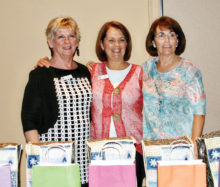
[39,66,92,184]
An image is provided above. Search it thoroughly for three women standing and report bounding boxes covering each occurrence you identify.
[22,15,206,186]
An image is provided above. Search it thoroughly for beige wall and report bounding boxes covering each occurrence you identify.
[163,0,220,133]
[0,0,159,186]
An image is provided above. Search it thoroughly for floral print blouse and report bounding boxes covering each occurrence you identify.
[142,57,206,140]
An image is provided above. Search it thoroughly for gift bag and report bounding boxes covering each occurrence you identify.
[0,143,22,187]
[89,161,136,187]
[25,142,74,187]
[87,137,136,162]
[142,136,194,187]
[32,163,81,187]
[0,164,12,187]
[88,139,137,187]
[157,160,206,187]
[197,131,220,187]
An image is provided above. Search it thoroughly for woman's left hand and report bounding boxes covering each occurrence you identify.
[34,56,50,69]
[86,61,95,71]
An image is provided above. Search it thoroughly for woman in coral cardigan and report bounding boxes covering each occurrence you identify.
[90,21,144,187]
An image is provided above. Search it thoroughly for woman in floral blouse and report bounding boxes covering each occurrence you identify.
[142,16,206,156]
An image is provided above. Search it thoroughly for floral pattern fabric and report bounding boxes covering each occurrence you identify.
[142,57,206,140]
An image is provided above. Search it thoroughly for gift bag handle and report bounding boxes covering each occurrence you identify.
[100,142,123,160]
[170,139,191,146]
[169,139,194,160]
[205,130,220,138]
[44,144,67,163]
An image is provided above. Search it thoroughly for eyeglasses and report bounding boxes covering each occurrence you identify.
[154,32,178,40]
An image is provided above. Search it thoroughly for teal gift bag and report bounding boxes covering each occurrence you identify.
[32,164,81,187]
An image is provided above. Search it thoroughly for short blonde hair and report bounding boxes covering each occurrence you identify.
[45,17,81,41]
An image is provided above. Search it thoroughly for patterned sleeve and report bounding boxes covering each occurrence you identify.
[186,66,206,115]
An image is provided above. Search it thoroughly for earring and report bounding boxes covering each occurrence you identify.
[152,42,156,48]
[76,47,80,56]
[176,40,179,48]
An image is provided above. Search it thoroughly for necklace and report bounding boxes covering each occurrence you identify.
[154,68,172,112]
[155,75,163,112]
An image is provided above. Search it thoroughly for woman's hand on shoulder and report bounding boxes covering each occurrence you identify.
[34,56,51,69]
[86,61,96,71]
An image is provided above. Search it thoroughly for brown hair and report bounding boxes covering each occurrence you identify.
[95,21,132,61]
[146,16,186,56]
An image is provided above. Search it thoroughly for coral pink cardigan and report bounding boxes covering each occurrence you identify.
[90,62,143,154]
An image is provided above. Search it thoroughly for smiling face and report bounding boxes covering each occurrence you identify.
[153,26,178,57]
[101,27,127,62]
[47,28,79,57]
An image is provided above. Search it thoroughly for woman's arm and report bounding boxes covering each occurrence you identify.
[191,114,205,158]
[185,65,206,158]
[24,130,40,143]
[191,115,205,141]
[21,70,42,141]
[35,58,96,70]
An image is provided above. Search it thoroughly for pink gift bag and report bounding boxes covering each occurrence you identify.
[0,164,12,187]
[89,163,136,187]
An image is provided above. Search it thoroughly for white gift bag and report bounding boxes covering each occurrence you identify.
[87,137,136,162]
